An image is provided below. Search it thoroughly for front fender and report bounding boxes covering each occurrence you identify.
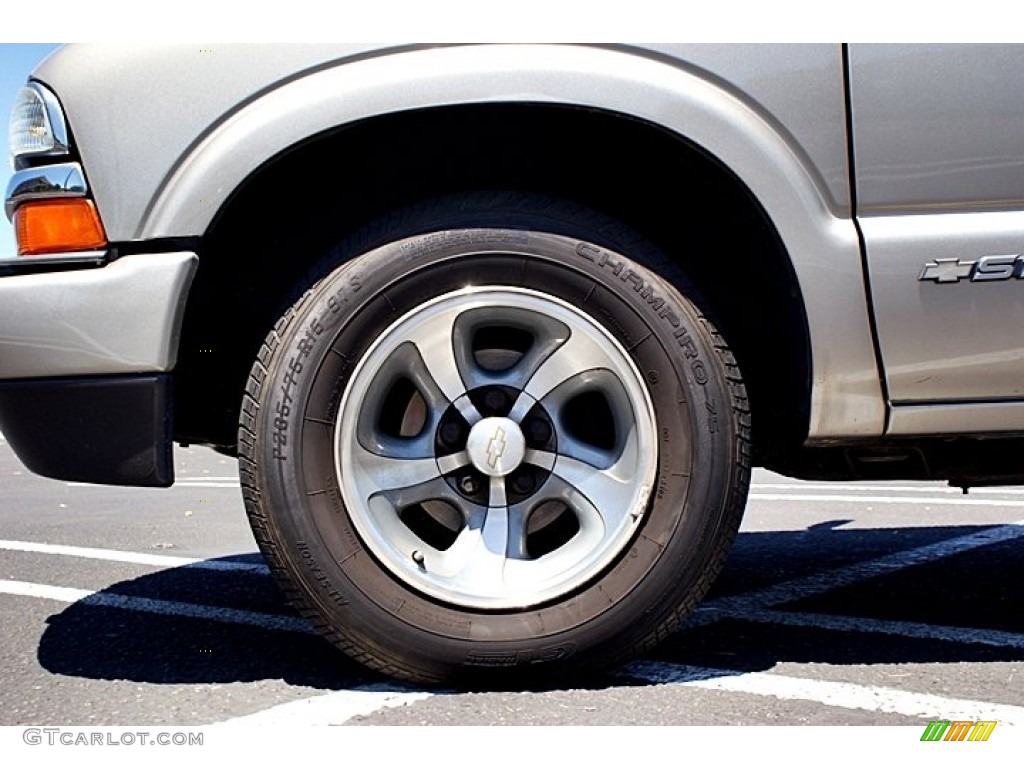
[36,43,885,439]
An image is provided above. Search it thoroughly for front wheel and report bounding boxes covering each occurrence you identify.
[240,199,749,684]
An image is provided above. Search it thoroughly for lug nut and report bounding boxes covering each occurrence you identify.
[511,473,535,495]
[439,421,463,447]
[526,418,552,444]
[458,475,480,495]
[484,389,508,413]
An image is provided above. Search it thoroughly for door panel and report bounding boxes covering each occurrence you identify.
[849,44,1024,421]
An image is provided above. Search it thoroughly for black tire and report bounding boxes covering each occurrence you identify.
[239,195,749,684]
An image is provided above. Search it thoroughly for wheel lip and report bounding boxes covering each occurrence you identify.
[334,284,659,610]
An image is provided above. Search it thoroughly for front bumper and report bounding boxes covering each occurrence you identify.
[0,251,196,379]
[0,251,197,486]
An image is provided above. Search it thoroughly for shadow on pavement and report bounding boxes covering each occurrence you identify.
[36,555,372,691]
[37,521,1024,690]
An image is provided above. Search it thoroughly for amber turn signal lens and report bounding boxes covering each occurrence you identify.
[14,198,107,256]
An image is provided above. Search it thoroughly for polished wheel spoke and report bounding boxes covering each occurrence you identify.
[488,475,508,509]
[553,445,643,532]
[514,329,612,412]
[506,505,530,560]
[349,441,444,496]
[522,448,557,471]
[436,450,471,475]
[403,308,482,424]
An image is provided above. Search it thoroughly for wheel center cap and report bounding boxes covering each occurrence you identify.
[466,417,526,477]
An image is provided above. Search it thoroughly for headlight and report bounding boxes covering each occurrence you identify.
[8,83,69,168]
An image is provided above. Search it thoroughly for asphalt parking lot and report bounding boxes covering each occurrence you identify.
[2,432,1023,727]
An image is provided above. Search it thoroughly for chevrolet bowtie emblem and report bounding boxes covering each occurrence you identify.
[485,426,507,469]
[919,258,975,283]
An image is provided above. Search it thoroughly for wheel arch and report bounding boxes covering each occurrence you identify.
[171,45,884,452]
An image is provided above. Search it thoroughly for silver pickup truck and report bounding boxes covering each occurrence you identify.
[4,44,1023,684]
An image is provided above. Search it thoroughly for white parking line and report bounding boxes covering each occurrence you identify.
[755,482,1024,496]
[690,519,1024,627]
[621,661,1024,725]
[750,493,1024,507]
[174,477,240,482]
[164,481,242,488]
[229,658,1024,726]
[0,579,313,634]
[0,539,269,574]
[735,607,1024,650]
[220,685,434,725]
[67,480,242,488]
[176,475,241,481]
